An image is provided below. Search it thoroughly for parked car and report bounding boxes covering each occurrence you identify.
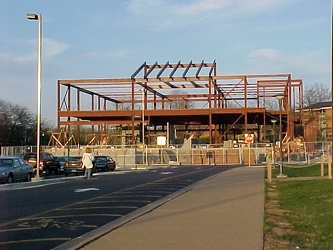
[64,156,84,176]
[94,155,116,172]
[0,156,33,184]
[22,152,61,175]
[56,156,72,173]
[64,156,99,176]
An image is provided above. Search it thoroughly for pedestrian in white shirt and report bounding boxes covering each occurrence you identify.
[82,147,94,179]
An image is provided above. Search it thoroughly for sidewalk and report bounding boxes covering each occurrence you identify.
[72,167,265,250]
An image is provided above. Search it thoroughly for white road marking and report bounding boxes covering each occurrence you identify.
[160,172,173,175]
[74,188,100,193]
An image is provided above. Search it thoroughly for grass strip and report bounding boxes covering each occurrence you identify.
[265,179,333,249]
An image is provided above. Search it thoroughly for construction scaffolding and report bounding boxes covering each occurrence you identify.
[57,60,303,146]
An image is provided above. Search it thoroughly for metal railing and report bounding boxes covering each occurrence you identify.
[1,141,331,169]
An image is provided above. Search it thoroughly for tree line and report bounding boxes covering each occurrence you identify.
[0,100,53,146]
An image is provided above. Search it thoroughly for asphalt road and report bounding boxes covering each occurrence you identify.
[0,165,232,250]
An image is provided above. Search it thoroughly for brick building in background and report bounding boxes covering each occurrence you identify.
[303,101,332,142]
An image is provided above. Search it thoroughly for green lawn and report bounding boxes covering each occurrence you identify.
[265,164,333,249]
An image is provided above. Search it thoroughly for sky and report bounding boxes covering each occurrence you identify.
[0,0,331,124]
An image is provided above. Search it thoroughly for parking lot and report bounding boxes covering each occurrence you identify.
[0,165,230,250]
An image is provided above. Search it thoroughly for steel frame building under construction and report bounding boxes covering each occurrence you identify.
[56,60,303,147]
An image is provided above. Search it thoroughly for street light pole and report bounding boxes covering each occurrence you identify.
[26,13,42,178]
[330,0,333,179]
[140,88,145,166]
[275,95,286,178]
[270,119,277,165]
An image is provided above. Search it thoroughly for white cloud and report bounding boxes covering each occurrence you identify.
[0,52,35,64]
[246,48,330,84]
[127,0,167,15]
[248,48,280,60]
[83,49,132,60]
[175,0,295,15]
[0,38,69,64]
[238,0,295,13]
[124,0,297,31]
[127,0,231,16]
[176,0,231,14]
[43,38,69,58]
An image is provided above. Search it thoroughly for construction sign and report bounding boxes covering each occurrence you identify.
[245,134,254,143]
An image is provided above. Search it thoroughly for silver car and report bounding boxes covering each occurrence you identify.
[0,156,33,184]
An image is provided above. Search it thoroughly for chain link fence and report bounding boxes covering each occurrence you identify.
[1,141,332,169]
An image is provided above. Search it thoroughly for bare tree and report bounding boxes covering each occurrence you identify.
[167,90,194,109]
[0,99,54,146]
[303,83,331,107]
[118,103,132,110]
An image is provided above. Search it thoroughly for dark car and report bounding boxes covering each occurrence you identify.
[94,155,116,172]
[22,152,61,175]
[56,156,72,173]
[0,156,33,184]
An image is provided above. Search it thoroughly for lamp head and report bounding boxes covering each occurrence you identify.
[275,94,284,100]
[26,13,38,20]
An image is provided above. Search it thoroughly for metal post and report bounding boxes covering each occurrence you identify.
[275,95,286,178]
[267,154,272,183]
[271,119,277,166]
[248,142,251,167]
[279,99,283,175]
[167,122,169,148]
[321,154,324,176]
[330,0,333,180]
[329,155,332,179]
[67,130,70,164]
[141,88,145,166]
[26,13,42,179]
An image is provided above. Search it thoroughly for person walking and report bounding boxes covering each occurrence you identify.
[82,147,94,179]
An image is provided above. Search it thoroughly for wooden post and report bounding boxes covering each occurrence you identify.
[321,154,324,176]
[329,154,332,179]
[267,154,272,183]
[248,143,251,167]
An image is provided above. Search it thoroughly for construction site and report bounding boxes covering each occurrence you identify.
[33,60,312,167]
[56,60,303,145]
